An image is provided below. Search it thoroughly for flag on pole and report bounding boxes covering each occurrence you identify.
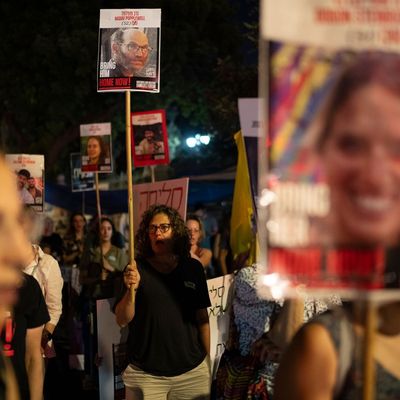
[230,131,256,265]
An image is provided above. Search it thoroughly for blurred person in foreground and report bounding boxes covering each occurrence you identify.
[115,204,211,399]
[0,156,26,400]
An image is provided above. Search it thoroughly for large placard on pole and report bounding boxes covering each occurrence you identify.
[5,154,45,212]
[133,178,188,231]
[132,109,169,167]
[97,9,161,93]
[259,0,400,298]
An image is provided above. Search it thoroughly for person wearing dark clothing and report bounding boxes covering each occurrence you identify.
[3,274,49,400]
[115,205,211,399]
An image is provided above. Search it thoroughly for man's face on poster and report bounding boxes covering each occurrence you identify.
[114,30,150,77]
[144,130,155,143]
[17,173,27,189]
[28,177,35,189]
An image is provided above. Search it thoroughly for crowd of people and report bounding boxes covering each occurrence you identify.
[2,50,400,400]
[0,160,235,399]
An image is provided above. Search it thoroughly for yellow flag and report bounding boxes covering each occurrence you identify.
[230,131,256,265]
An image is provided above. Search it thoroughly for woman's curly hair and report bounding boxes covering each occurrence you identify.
[135,204,191,259]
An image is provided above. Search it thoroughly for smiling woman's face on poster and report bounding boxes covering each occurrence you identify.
[308,53,400,249]
[263,50,400,292]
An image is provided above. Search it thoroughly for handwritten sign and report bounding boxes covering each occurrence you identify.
[133,178,188,231]
[207,274,233,379]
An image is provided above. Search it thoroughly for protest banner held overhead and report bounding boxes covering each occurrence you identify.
[132,109,169,167]
[259,0,400,297]
[97,9,161,93]
[70,153,95,192]
[5,154,45,212]
[80,122,113,173]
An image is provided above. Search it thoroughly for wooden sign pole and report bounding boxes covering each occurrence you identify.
[125,90,136,299]
[95,172,104,271]
[363,300,376,400]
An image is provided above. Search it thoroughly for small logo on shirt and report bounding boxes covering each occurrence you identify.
[184,281,196,290]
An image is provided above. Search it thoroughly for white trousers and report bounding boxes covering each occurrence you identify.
[123,357,211,400]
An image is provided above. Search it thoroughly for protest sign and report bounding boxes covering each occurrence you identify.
[80,123,112,173]
[5,154,45,212]
[132,109,169,167]
[70,153,95,192]
[259,0,400,296]
[97,9,161,93]
[238,98,264,138]
[133,178,188,231]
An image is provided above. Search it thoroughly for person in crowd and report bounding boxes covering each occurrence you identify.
[79,217,128,390]
[115,204,211,399]
[85,136,108,166]
[215,264,340,399]
[80,217,128,296]
[214,213,233,276]
[16,169,34,205]
[4,205,50,400]
[137,129,164,155]
[27,177,42,205]
[40,217,63,264]
[194,205,218,251]
[7,272,50,400]
[63,212,86,267]
[20,206,64,357]
[272,51,400,399]
[110,28,152,77]
[0,156,27,400]
[275,301,400,399]
[186,214,212,273]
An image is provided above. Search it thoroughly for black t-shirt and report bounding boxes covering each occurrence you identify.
[2,273,49,400]
[117,257,211,376]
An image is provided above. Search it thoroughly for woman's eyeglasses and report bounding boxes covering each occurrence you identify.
[148,223,171,234]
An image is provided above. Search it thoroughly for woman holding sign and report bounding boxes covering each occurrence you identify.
[274,52,400,399]
[114,205,211,400]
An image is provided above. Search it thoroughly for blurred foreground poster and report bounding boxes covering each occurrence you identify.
[259,0,400,297]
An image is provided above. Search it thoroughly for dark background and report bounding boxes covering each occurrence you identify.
[0,0,258,185]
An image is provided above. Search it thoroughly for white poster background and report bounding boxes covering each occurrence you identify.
[261,0,400,52]
[80,122,111,137]
[97,274,233,400]
[238,98,264,138]
[100,9,161,28]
